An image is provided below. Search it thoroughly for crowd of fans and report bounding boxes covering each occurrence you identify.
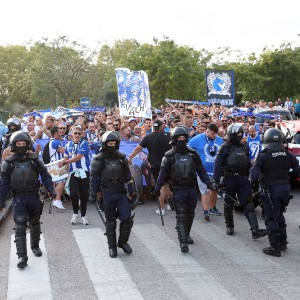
[0,96,298,220]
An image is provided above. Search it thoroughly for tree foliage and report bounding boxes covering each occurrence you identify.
[1,37,300,112]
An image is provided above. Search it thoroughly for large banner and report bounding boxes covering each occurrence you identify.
[205,69,235,106]
[115,68,152,118]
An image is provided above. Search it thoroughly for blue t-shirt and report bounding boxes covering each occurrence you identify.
[247,134,262,160]
[188,133,224,176]
[294,103,300,113]
[65,139,90,172]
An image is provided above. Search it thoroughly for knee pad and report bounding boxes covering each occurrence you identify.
[14,214,27,226]
[28,214,40,226]
[175,202,188,215]
[176,213,186,223]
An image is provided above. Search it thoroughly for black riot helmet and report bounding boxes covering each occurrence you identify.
[7,118,21,132]
[170,126,189,144]
[10,131,30,153]
[101,131,120,153]
[227,123,244,143]
[262,128,284,151]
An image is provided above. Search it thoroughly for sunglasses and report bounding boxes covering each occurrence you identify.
[107,123,113,125]
[59,127,66,129]
[73,132,81,135]
[113,124,119,126]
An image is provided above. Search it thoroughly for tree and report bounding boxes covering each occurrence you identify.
[28,36,98,108]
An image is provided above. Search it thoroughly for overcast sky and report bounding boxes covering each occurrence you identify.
[1,0,299,55]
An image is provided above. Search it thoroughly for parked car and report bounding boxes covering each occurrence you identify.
[276,120,300,183]
[255,108,294,125]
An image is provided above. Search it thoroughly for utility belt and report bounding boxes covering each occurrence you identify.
[170,180,195,191]
[264,179,289,186]
[102,185,126,194]
[224,171,248,178]
[13,190,39,197]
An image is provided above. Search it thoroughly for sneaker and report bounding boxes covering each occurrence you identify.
[167,205,172,211]
[52,200,65,210]
[204,210,210,221]
[209,207,222,216]
[155,209,165,216]
[81,216,89,225]
[71,214,79,224]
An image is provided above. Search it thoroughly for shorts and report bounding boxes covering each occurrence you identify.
[55,178,67,184]
[197,175,213,195]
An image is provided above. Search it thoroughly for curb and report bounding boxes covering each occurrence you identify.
[0,199,12,226]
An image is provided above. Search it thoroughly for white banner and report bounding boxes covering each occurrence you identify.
[115,68,152,118]
[46,159,69,182]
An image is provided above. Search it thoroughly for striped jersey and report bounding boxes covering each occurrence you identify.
[49,138,64,163]
[65,139,90,172]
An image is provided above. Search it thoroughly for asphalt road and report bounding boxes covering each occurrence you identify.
[1,188,300,300]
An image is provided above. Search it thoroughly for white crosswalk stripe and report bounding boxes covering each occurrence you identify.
[192,221,300,300]
[7,234,52,300]
[73,228,144,300]
[5,219,300,300]
[133,223,237,300]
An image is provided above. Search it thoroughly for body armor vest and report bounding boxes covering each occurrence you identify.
[101,157,126,192]
[10,160,39,193]
[224,145,248,176]
[170,153,196,188]
[261,150,291,184]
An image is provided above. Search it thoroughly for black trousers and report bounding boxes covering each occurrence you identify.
[69,172,90,217]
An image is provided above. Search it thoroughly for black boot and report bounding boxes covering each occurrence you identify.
[15,224,28,269]
[279,226,288,250]
[246,211,268,239]
[226,227,234,235]
[186,212,195,244]
[176,214,189,252]
[106,220,117,258]
[30,223,43,257]
[224,202,234,236]
[263,232,281,257]
[118,214,134,254]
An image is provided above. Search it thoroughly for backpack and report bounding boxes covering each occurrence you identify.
[42,140,56,164]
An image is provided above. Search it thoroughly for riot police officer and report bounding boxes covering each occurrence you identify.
[0,132,55,268]
[153,126,213,252]
[213,123,267,239]
[3,117,22,150]
[90,131,136,258]
[251,128,300,257]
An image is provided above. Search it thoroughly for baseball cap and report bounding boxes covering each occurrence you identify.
[128,117,137,123]
[153,120,163,128]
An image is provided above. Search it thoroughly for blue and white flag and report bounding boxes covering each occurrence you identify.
[205,69,235,106]
[115,68,152,118]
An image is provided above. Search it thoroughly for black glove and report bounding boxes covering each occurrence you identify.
[251,181,259,190]
[212,181,220,191]
[89,195,96,204]
[151,190,160,199]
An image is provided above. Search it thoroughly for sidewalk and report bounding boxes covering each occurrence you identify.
[0,199,12,226]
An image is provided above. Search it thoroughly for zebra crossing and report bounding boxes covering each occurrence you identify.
[2,192,300,300]
[4,217,300,300]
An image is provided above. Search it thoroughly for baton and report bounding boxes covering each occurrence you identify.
[158,197,165,226]
[94,198,107,234]
[218,188,241,206]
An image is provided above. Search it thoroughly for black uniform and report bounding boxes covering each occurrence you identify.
[90,131,135,258]
[251,128,300,256]
[155,128,212,253]
[214,123,267,238]
[0,152,55,268]
[139,130,171,181]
